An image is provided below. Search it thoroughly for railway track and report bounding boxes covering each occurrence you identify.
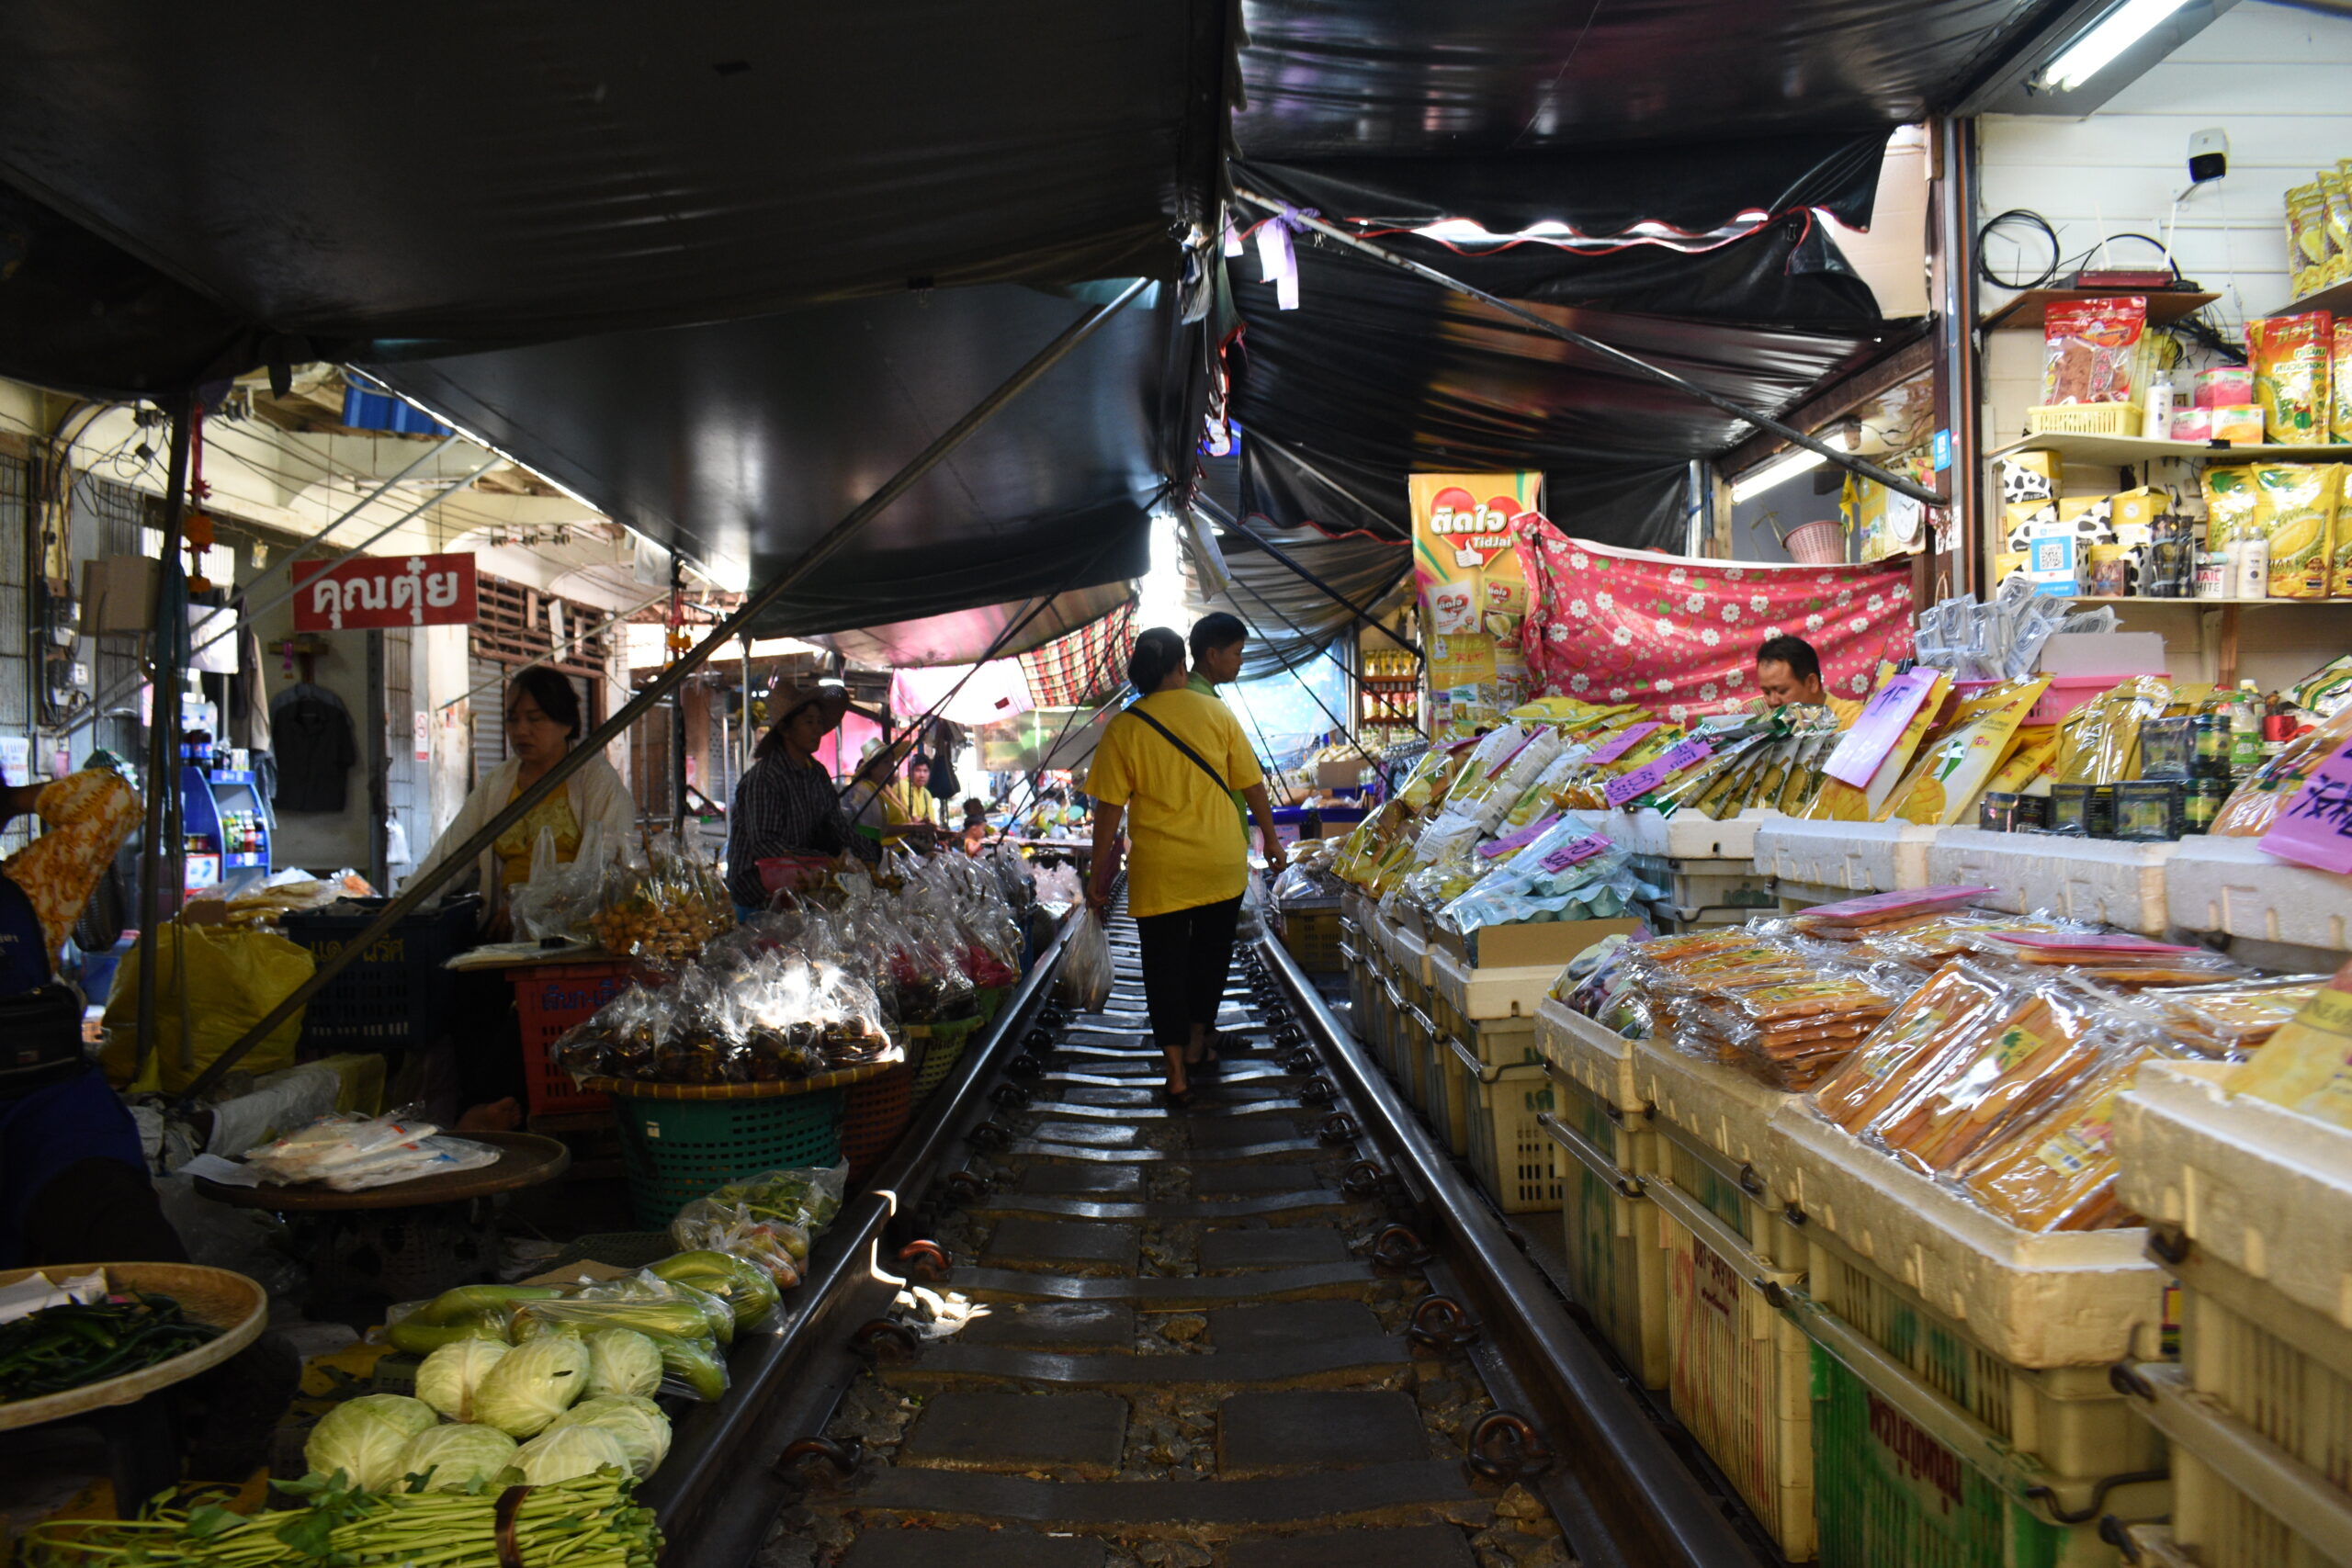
[646,899,1769,1568]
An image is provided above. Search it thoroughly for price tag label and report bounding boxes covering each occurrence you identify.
[1538,834,1612,874]
[2260,734,2352,874]
[1823,668,1939,787]
[1480,812,1560,858]
[1584,721,1660,766]
[1603,739,1712,808]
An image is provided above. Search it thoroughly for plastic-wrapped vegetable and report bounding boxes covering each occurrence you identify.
[393,1423,520,1492]
[470,1333,591,1437]
[647,1249,781,1328]
[413,1338,510,1423]
[305,1394,440,1491]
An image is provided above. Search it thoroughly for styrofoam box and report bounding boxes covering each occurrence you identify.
[1770,1105,2166,1368]
[2115,1059,2352,1333]
[1633,1036,1796,1201]
[1620,806,1776,862]
[1631,854,1778,920]
[1536,997,1645,1116]
[1927,827,2176,935]
[1755,816,1938,893]
[1389,924,1434,989]
[2166,834,2352,955]
[1430,943,1557,1021]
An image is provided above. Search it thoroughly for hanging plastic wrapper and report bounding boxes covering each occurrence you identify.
[1060,906,1114,1012]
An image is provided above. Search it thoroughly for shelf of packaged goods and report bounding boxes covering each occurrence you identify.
[2064,596,2352,608]
[2263,277,2352,321]
[1979,288,2221,333]
[1988,430,2352,468]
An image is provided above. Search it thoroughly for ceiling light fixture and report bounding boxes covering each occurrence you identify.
[2039,0,2191,92]
[1728,448,1828,504]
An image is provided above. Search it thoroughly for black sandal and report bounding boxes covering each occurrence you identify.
[1159,1083,1193,1109]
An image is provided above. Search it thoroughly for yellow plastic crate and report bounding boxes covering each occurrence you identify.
[1465,1062,1563,1214]
[2024,402,2143,436]
[2177,1249,2352,1499]
[2129,1360,2352,1568]
[1542,1103,1668,1387]
[1658,1198,1815,1561]
[1277,904,1343,973]
[1429,1031,1474,1156]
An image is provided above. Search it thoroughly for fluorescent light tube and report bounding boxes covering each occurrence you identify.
[1728,448,1828,504]
[2041,0,2190,92]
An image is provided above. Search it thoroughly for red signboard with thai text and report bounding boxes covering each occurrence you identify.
[291,553,477,632]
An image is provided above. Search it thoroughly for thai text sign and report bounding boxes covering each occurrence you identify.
[292,553,477,632]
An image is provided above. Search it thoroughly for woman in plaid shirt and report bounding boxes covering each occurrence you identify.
[725,671,877,916]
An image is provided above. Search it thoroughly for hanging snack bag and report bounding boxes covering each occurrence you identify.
[2256,463,2339,598]
[2041,297,2148,407]
[2336,467,2352,596]
[2251,313,2333,446]
[2334,319,2352,446]
[1887,677,2052,826]
[2287,186,2331,300]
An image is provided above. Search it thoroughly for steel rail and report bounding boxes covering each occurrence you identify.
[1254,931,1767,1568]
[639,911,1078,1562]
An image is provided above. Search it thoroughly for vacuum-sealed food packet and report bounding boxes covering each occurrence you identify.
[1865,979,2108,1175]
[1956,1037,2161,1232]
[1810,961,2012,1134]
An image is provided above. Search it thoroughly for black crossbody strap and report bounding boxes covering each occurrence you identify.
[1127,705,1230,794]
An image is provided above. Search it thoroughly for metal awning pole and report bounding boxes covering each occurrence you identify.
[739,634,754,777]
[1230,186,1949,509]
[132,394,196,1077]
[172,276,1153,1109]
[1193,496,1421,660]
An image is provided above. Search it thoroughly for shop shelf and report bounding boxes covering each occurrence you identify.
[1980,288,2221,333]
[2165,835,2352,956]
[1926,827,2176,935]
[2126,1360,2352,1568]
[1803,1315,2166,1566]
[2117,1059,2352,1332]
[1756,817,1938,895]
[1540,1107,1668,1386]
[1464,1061,1562,1214]
[1770,1103,2168,1368]
[1657,1198,1816,1561]
[1634,1036,1805,1270]
[1988,428,2352,468]
[1535,996,1647,1120]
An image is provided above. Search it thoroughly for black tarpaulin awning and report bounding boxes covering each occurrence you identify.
[806,582,1138,671]
[1188,513,1409,683]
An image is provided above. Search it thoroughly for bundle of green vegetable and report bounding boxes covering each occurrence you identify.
[15,1469,662,1568]
[0,1292,220,1402]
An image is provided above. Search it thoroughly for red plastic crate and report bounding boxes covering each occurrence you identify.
[513,961,637,1119]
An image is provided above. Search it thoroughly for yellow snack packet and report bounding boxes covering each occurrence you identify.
[2200,467,2266,549]
[2335,467,2352,597]
[1984,727,2059,795]
[1888,678,2052,826]
[2255,463,2338,599]
[2229,957,2352,1131]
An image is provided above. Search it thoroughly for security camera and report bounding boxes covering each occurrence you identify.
[2188,129,2227,186]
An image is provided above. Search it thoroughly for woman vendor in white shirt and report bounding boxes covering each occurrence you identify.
[410,667,636,1123]
[411,667,635,940]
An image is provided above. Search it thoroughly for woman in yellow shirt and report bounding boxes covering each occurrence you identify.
[1084,628,1281,1103]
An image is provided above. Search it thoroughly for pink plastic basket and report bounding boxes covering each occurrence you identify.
[1783,520,1846,565]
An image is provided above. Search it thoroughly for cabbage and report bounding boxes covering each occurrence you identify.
[470,1333,591,1437]
[394,1423,519,1492]
[305,1394,440,1491]
[414,1339,510,1422]
[582,1328,662,1401]
[548,1395,671,1479]
[512,1424,629,1483]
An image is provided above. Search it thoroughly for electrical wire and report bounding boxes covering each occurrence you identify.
[1976,209,2061,291]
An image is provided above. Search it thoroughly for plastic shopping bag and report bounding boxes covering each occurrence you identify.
[1059,907,1114,1012]
[101,922,313,1091]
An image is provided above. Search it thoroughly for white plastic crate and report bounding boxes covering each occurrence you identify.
[1430,942,1558,1022]
[1769,1104,2168,1369]
[1633,854,1779,923]
[1756,817,1938,894]
[1801,1304,2166,1566]
[2115,1059,2352,1334]
[1465,1062,1563,1214]
[2172,1249,2352,1499]
[1541,1105,1669,1386]
[1926,827,2176,935]
[1390,923,1434,991]
[2166,835,2352,955]
[1542,1060,1649,1173]
[1634,1036,1805,1269]
[1536,996,1645,1117]
[1657,1196,1816,1561]
[1622,806,1774,863]
[2128,1360,2352,1568]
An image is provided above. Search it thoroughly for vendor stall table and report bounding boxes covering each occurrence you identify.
[193,1130,571,1304]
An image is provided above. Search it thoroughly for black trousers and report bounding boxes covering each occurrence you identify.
[1134,895,1240,1054]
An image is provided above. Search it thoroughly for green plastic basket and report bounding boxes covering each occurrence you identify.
[974,987,1009,1024]
[907,1014,986,1101]
[613,1089,846,1228]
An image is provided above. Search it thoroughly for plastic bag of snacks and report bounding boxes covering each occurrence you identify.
[1435,814,1647,936]
[1863,976,2109,1177]
[668,1164,849,1287]
[509,819,613,942]
[1953,1032,2165,1232]
[1809,961,2015,1135]
[2250,312,2332,445]
[592,843,734,968]
[2212,702,2352,836]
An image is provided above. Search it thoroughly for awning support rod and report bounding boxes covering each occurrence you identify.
[1193,494,1420,660]
[131,393,196,1078]
[172,275,1154,1109]
[1229,186,1949,510]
